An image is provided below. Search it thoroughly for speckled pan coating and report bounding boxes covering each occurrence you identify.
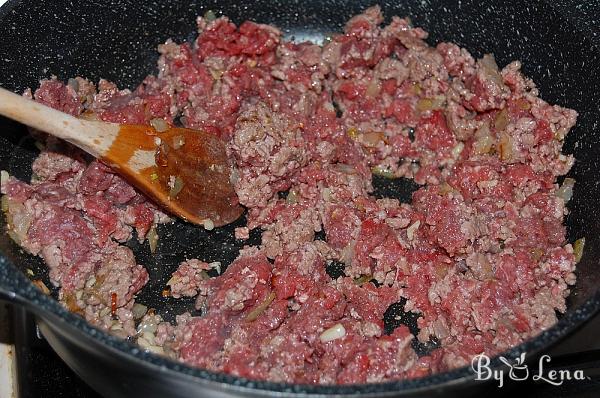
[0,0,599,396]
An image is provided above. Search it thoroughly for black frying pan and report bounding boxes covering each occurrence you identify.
[0,0,599,396]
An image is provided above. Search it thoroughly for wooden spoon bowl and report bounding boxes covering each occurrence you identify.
[0,87,244,227]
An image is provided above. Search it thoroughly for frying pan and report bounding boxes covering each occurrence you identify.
[0,0,599,396]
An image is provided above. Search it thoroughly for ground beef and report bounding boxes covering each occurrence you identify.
[1,140,166,333]
[228,103,310,209]
[1,5,579,385]
[168,259,217,298]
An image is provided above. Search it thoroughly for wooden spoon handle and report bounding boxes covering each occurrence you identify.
[0,87,119,158]
[0,87,243,226]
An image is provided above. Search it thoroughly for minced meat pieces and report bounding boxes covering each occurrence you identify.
[2,4,579,386]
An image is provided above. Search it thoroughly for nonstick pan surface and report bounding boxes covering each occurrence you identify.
[0,0,599,396]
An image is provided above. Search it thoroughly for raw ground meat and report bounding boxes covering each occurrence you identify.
[1,5,579,385]
[168,259,220,298]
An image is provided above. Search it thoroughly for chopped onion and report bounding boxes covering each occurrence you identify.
[347,127,358,140]
[1,195,8,212]
[434,263,449,279]
[145,345,165,355]
[203,9,217,22]
[0,170,9,185]
[530,248,544,261]
[246,292,276,321]
[340,241,356,265]
[451,142,464,159]
[209,261,222,274]
[67,78,79,92]
[137,336,151,348]
[573,237,585,263]
[7,230,21,244]
[229,167,240,185]
[11,211,32,244]
[515,98,531,110]
[286,190,298,204]
[209,68,223,80]
[320,323,346,343]
[199,270,210,281]
[85,276,97,289]
[556,178,575,203]
[432,318,450,339]
[406,220,420,240]
[416,98,434,112]
[411,82,422,95]
[141,331,156,345]
[334,164,357,175]
[416,96,445,112]
[371,165,395,178]
[147,224,159,253]
[110,322,124,331]
[138,315,159,334]
[469,253,493,280]
[498,133,514,161]
[166,275,179,286]
[473,123,494,155]
[480,54,505,88]
[169,176,184,198]
[494,108,509,132]
[203,219,215,231]
[65,293,83,314]
[150,118,169,133]
[99,307,111,318]
[477,180,498,190]
[475,135,495,155]
[132,303,148,320]
[353,274,372,286]
[554,127,568,141]
[438,182,454,195]
[172,135,185,149]
[361,131,386,147]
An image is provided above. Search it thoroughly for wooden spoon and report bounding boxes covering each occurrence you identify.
[0,87,244,227]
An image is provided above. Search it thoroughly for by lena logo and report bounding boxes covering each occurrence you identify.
[471,352,588,387]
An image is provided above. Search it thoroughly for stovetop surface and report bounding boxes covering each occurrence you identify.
[8,306,600,398]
